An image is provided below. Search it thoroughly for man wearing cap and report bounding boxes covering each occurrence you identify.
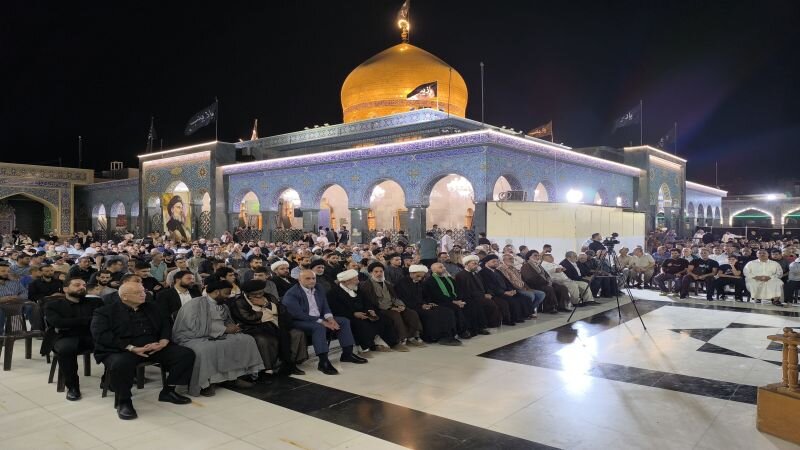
[360,262,425,347]
[230,280,308,376]
[328,269,401,354]
[396,265,461,345]
[270,260,297,298]
[454,255,503,327]
[172,280,265,396]
[424,262,488,338]
[283,269,368,375]
[478,254,532,325]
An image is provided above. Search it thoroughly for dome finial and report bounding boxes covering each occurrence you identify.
[397,0,410,43]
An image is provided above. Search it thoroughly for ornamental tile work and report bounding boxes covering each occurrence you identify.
[142,152,212,203]
[227,140,637,213]
[648,162,682,207]
[76,178,140,231]
[0,173,76,235]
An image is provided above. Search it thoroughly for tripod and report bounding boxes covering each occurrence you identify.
[566,247,647,329]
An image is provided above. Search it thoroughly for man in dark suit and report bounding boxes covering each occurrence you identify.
[454,255,502,328]
[560,251,599,306]
[282,269,367,375]
[478,255,532,324]
[520,250,570,313]
[101,274,154,306]
[154,270,201,320]
[91,283,195,420]
[44,277,104,401]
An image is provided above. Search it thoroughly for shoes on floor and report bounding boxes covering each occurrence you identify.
[340,353,369,364]
[158,390,192,405]
[117,401,138,420]
[66,386,81,401]
[200,385,216,397]
[392,344,410,352]
[318,360,339,375]
[439,337,463,346]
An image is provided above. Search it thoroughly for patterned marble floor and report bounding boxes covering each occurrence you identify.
[1,290,799,450]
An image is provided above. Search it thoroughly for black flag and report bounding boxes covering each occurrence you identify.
[146,116,157,152]
[658,126,676,149]
[407,81,437,100]
[612,102,642,131]
[184,100,218,136]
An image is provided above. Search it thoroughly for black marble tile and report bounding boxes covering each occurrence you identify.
[234,382,359,414]
[653,373,742,402]
[696,342,754,359]
[766,341,784,351]
[727,322,777,329]
[729,384,758,404]
[309,396,414,434]
[669,328,725,342]
[587,362,666,386]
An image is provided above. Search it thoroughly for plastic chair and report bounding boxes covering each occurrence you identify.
[48,349,93,392]
[101,361,168,407]
[0,307,43,371]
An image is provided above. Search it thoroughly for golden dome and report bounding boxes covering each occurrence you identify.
[341,43,468,123]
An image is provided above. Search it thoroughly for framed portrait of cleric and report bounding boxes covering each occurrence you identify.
[162,192,192,242]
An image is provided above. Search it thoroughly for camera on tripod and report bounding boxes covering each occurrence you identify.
[602,232,620,251]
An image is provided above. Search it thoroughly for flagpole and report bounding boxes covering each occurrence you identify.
[551,121,555,143]
[673,122,677,155]
[436,81,439,112]
[447,68,452,118]
[639,99,643,145]
[215,97,219,141]
[480,62,485,124]
[78,136,82,168]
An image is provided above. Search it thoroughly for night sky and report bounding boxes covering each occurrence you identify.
[3,1,798,192]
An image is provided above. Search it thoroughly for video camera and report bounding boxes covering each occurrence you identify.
[602,232,620,251]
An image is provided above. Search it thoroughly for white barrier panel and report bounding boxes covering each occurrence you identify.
[486,201,646,257]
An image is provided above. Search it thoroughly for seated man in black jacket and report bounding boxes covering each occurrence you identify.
[155,270,201,321]
[230,280,308,376]
[44,277,104,401]
[478,255,532,325]
[91,283,195,420]
[327,269,401,354]
[396,265,461,345]
[424,262,488,338]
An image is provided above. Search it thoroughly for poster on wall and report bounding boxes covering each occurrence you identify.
[162,192,191,242]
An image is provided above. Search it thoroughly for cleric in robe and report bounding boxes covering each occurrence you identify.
[165,195,191,242]
[172,279,264,396]
[743,250,785,306]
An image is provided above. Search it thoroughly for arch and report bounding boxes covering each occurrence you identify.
[92,204,107,231]
[426,174,475,229]
[360,177,406,208]
[232,188,261,213]
[109,201,127,230]
[239,191,261,228]
[146,195,162,234]
[783,206,800,226]
[318,184,349,230]
[368,180,406,231]
[492,174,523,201]
[147,195,161,208]
[276,188,302,229]
[165,180,189,193]
[697,203,705,218]
[0,192,61,238]
[714,206,721,224]
[686,202,695,217]
[420,171,478,207]
[130,202,140,217]
[730,207,775,226]
[270,186,302,211]
[594,189,608,206]
[534,181,554,202]
[201,192,212,213]
[657,183,672,211]
[615,193,630,207]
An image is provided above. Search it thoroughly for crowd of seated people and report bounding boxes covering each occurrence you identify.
[2,226,799,421]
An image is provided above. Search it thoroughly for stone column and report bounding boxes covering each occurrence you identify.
[473,202,488,236]
[405,206,427,244]
[349,208,370,245]
[228,213,240,231]
[301,208,320,232]
[261,210,277,241]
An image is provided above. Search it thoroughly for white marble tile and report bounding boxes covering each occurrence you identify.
[0,389,41,415]
[193,399,302,436]
[241,416,362,450]
[695,401,798,450]
[0,407,68,440]
[1,423,104,450]
[107,419,237,449]
[332,434,409,449]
